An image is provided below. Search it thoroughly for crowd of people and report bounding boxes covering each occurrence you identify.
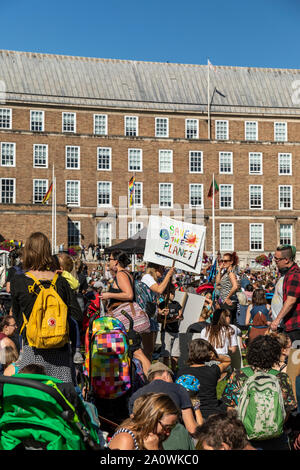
[0,233,299,451]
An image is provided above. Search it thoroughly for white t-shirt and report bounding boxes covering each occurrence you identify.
[141,273,157,290]
[200,325,238,356]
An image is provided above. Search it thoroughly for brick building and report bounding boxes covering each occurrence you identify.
[0,50,300,266]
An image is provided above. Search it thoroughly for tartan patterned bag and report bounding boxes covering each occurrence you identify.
[85,316,132,399]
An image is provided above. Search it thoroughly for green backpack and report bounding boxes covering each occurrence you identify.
[237,367,286,441]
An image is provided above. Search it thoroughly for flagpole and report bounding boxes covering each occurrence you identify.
[52,164,54,254]
[207,59,211,140]
[212,173,215,261]
[54,172,57,254]
[132,172,136,272]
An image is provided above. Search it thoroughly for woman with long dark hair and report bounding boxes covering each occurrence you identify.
[199,308,238,356]
[215,252,239,323]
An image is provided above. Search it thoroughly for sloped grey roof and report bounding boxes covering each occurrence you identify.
[1,49,300,115]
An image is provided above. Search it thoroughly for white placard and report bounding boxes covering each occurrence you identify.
[144,216,206,274]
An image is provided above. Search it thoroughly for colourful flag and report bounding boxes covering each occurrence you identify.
[42,182,53,204]
[129,176,136,207]
[207,178,219,199]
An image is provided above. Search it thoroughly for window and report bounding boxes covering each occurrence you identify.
[128,221,143,238]
[1,143,15,167]
[250,224,264,251]
[274,122,287,142]
[219,184,233,209]
[279,185,292,209]
[128,181,143,207]
[155,118,169,137]
[159,183,173,208]
[62,112,76,133]
[30,110,44,132]
[185,119,198,139]
[97,222,111,249]
[0,178,15,203]
[189,151,203,173]
[278,153,292,175]
[94,114,107,135]
[33,144,48,168]
[249,152,262,175]
[215,120,228,140]
[97,147,111,171]
[97,181,112,206]
[219,152,233,174]
[68,220,81,246]
[33,179,48,204]
[0,109,12,129]
[125,116,138,136]
[128,148,142,172]
[159,150,173,173]
[279,224,292,245]
[245,121,258,141]
[66,146,80,169]
[220,223,234,251]
[189,184,203,208]
[66,180,80,206]
[249,185,263,209]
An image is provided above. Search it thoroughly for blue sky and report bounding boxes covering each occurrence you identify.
[1,0,300,69]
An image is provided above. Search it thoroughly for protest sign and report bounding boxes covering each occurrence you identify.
[144,215,206,274]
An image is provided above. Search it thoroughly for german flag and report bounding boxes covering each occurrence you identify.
[42,182,53,204]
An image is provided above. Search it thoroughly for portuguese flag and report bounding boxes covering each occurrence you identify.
[207,178,219,199]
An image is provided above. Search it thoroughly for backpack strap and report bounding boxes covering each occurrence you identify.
[242,366,254,378]
[268,369,280,377]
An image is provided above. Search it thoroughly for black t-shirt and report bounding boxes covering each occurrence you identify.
[176,364,226,419]
[165,300,182,333]
[128,379,192,415]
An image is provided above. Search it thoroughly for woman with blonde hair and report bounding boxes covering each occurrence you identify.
[109,392,179,450]
[10,232,83,383]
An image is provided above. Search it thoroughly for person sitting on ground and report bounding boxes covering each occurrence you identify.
[221,334,297,450]
[3,346,19,376]
[245,288,272,343]
[268,331,292,374]
[176,338,231,420]
[128,362,199,437]
[199,308,238,357]
[195,409,256,450]
[109,393,180,450]
[0,315,19,357]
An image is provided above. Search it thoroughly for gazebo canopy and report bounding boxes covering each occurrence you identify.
[104,227,147,255]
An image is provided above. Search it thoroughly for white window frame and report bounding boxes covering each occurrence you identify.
[128,221,144,238]
[159,149,173,173]
[249,152,263,175]
[0,108,12,129]
[279,185,293,210]
[93,114,108,135]
[33,144,48,168]
[189,184,203,208]
[189,151,203,174]
[185,119,199,139]
[219,152,233,174]
[128,181,143,208]
[68,220,81,246]
[33,179,48,204]
[215,120,229,140]
[1,142,16,167]
[65,180,80,207]
[97,147,112,171]
[220,223,234,251]
[155,117,169,138]
[30,110,44,132]
[159,183,173,209]
[219,184,233,209]
[249,185,263,210]
[278,153,292,176]
[0,178,16,204]
[97,181,112,207]
[245,121,258,141]
[250,223,264,251]
[279,224,293,246]
[62,112,76,133]
[128,148,143,172]
[274,122,287,142]
[97,222,112,249]
[65,146,80,170]
[125,116,138,137]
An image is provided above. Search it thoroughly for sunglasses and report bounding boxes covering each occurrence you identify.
[220,259,230,263]
[158,420,178,433]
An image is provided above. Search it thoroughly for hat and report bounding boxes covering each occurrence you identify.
[146,361,174,379]
[93,281,103,289]
[196,283,214,294]
[176,374,200,392]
